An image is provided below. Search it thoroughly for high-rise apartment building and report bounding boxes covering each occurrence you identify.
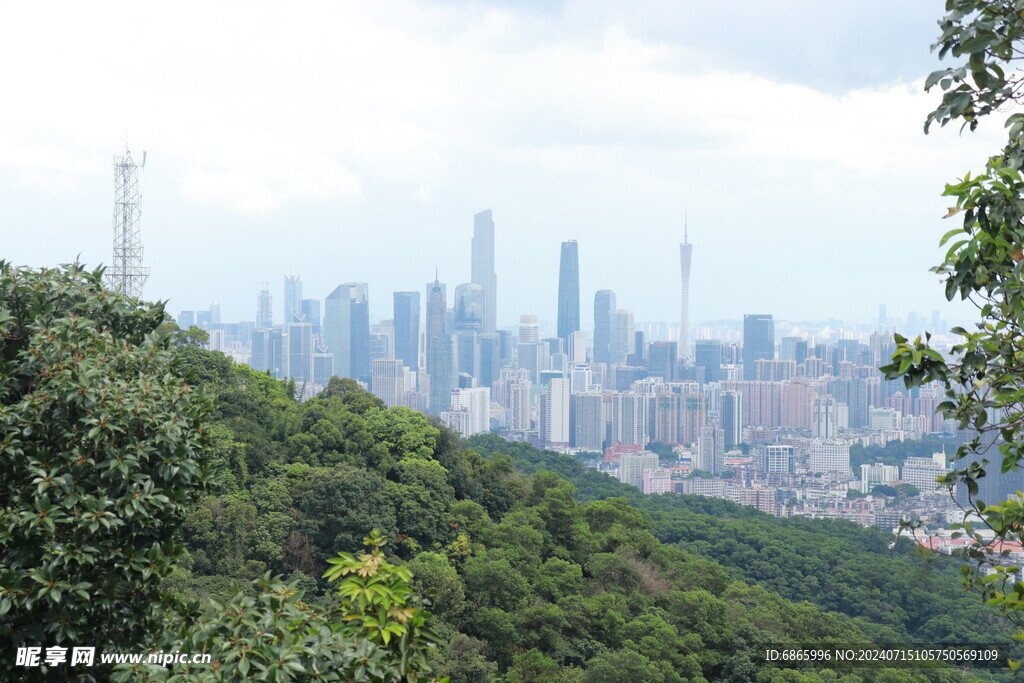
[557,240,580,343]
[742,314,774,381]
[618,451,659,489]
[471,210,498,334]
[571,392,606,451]
[812,395,838,440]
[612,393,648,446]
[541,378,571,446]
[698,425,725,473]
[720,391,743,448]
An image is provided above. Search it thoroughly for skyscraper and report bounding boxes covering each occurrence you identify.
[593,290,617,364]
[541,378,571,446]
[742,314,774,381]
[518,315,540,343]
[393,291,420,372]
[471,210,498,334]
[612,309,635,364]
[720,391,743,448]
[301,299,321,334]
[694,339,722,384]
[350,299,370,384]
[680,220,693,360]
[425,276,447,373]
[812,395,838,440]
[283,322,314,384]
[454,284,484,331]
[324,283,369,381]
[283,275,302,324]
[557,240,580,343]
[256,285,272,329]
[371,358,405,407]
[428,335,456,415]
[648,342,678,382]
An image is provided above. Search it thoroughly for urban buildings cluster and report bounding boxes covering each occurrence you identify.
[177,210,985,529]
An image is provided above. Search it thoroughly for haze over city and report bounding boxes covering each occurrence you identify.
[0,1,1003,330]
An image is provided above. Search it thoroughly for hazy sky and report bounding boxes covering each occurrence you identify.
[0,1,1004,333]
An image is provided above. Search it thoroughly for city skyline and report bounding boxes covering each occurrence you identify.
[0,1,995,329]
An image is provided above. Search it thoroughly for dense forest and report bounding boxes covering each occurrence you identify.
[1,265,1015,681]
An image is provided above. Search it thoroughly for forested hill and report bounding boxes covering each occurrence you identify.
[162,343,1011,681]
[468,435,1018,651]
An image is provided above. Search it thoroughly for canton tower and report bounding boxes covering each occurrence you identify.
[680,217,693,360]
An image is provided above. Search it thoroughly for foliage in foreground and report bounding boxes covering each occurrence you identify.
[883,0,1024,654]
[0,262,214,664]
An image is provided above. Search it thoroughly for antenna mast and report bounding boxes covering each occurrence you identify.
[106,148,150,298]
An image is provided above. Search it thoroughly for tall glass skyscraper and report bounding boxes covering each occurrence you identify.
[593,289,616,365]
[742,314,774,381]
[428,335,456,415]
[454,283,484,332]
[425,277,447,373]
[324,283,369,382]
[471,210,497,334]
[283,274,302,325]
[557,240,580,343]
[256,285,272,329]
[393,291,420,372]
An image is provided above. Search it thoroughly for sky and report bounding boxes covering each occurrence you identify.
[0,1,1007,333]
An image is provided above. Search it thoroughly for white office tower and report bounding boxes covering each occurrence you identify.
[902,454,949,494]
[812,395,838,440]
[612,393,648,446]
[519,315,540,343]
[763,445,794,474]
[471,210,498,334]
[541,378,571,446]
[570,364,593,393]
[808,440,851,474]
[567,330,587,364]
[862,463,899,493]
[371,358,405,407]
[618,451,660,489]
[442,386,491,436]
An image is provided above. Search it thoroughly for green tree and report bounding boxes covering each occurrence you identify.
[0,263,214,665]
[882,1,1024,649]
[324,530,446,680]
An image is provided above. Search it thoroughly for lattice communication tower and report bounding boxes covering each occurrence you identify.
[106,149,150,298]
